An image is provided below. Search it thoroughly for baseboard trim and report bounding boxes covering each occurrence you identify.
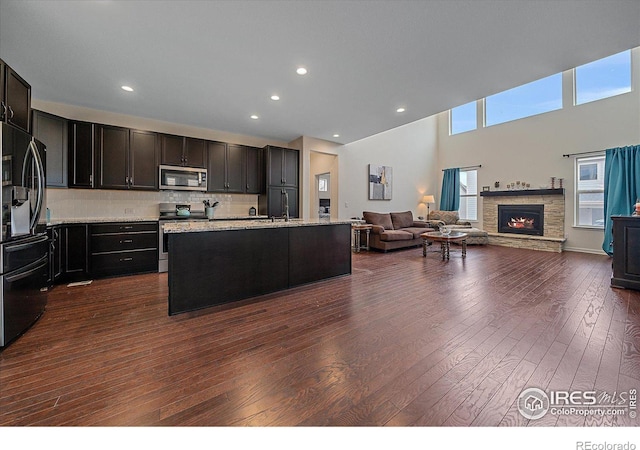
[563,246,609,255]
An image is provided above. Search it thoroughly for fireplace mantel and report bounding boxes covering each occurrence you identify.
[480,188,564,197]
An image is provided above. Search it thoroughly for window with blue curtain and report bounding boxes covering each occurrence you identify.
[602,145,640,255]
[440,168,460,211]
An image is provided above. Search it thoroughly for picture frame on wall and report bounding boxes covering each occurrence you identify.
[369,164,393,200]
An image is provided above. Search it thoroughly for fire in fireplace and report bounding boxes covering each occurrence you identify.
[498,204,544,236]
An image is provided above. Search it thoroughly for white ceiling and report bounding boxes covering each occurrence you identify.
[1,0,639,145]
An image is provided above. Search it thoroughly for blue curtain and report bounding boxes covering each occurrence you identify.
[440,168,460,211]
[602,145,640,255]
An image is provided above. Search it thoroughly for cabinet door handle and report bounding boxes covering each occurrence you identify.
[7,106,14,120]
[119,257,133,262]
[125,176,129,184]
[120,239,133,244]
[0,102,6,119]
[120,226,133,230]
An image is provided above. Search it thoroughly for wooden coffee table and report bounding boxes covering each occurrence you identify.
[421,231,468,260]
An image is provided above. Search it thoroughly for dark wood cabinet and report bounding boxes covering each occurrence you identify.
[90,222,158,278]
[47,225,63,286]
[266,186,299,219]
[32,110,68,187]
[245,145,262,194]
[129,129,158,189]
[1,59,31,133]
[61,224,90,282]
[161,135,206,168]
[266,146,298,187]
[207,141,244,193]
[68,120,95,188]
[611,216,640,291]
[96,126,157,190]
[184,137,206,168]
[259,146,300,218]
[0,60,5,123]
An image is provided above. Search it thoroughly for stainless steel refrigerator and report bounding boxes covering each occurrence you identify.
[0,123,49,349]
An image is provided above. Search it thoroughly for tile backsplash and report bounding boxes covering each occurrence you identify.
[46,189,259,220]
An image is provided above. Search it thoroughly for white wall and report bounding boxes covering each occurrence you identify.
[339,116,439,220]
[437,47,640,253]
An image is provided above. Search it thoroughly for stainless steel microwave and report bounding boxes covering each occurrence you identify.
[159,165,207,191]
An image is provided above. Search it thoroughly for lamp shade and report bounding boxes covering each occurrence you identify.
[422,195,435,204]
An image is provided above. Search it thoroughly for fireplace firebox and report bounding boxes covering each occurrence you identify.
[498,204,544,236]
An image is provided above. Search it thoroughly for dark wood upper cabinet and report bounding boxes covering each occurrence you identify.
[68,120,95,188]
[0,60,5,122]
[160,134,184,166]
[245,146,262,194]
[129,129,158,189]
[226,144,245,193]
[96,125,129,189]
[97,126,158,190]
[184,137,206,168]
[1,59,32,133]
[265,146,299,187]
[32,110,68,187]
[161,134,206,168]
[207,141,228,192]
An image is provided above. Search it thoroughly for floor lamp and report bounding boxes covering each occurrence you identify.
[422,195,435,219]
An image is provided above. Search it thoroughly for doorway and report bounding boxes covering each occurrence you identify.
[316,173,331,219]
[309,152,338,220]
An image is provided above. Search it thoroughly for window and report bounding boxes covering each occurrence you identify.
[575,154,605,228]
[485,73,563,127]
[318,178,328,192]
[459,169,477,221]
[450,101,477,135]
[575,50,631,105]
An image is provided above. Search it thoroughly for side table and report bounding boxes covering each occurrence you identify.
[352,224,373,252]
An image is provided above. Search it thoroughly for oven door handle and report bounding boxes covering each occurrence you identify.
[4,254,48,283]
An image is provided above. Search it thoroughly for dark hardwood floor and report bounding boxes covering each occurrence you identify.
[1,244,639,426]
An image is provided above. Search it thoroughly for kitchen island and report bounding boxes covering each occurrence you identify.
[164,219,353,315]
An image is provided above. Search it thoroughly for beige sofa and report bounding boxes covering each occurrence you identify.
[362,211,435,251]
[427,210,489,245]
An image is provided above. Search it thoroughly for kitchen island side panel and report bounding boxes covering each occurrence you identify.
[288,223,351,287]
[168,228,289,315]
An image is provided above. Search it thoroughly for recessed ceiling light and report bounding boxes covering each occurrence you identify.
[333,134,340,138]
[296,67,308,75]
[250,115,259,120]
[271,95,280,101]
[396,107,405,113]
[121,85,134,92]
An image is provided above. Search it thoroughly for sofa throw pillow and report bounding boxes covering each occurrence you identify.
[390,211,414,229]
[363,211,394,230]
[429,210,460,225]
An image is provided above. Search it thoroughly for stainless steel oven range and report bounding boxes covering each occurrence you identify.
[158,203,208,273]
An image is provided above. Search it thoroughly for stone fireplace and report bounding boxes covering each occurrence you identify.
[498,204,544,236]
[480,189,566,252]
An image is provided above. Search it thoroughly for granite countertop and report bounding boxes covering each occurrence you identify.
[44,217,159,225]
[43,215,269,225]
[163,218,357,233]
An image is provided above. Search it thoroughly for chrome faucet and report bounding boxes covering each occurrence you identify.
[283,190,290,222]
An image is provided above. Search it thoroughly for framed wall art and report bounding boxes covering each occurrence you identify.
[368,164,392,200]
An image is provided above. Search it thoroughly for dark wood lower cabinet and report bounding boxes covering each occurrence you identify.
[90,222,158,278]
[61,224,90,283]
[167,223,351,315]
[611,215,640,290]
